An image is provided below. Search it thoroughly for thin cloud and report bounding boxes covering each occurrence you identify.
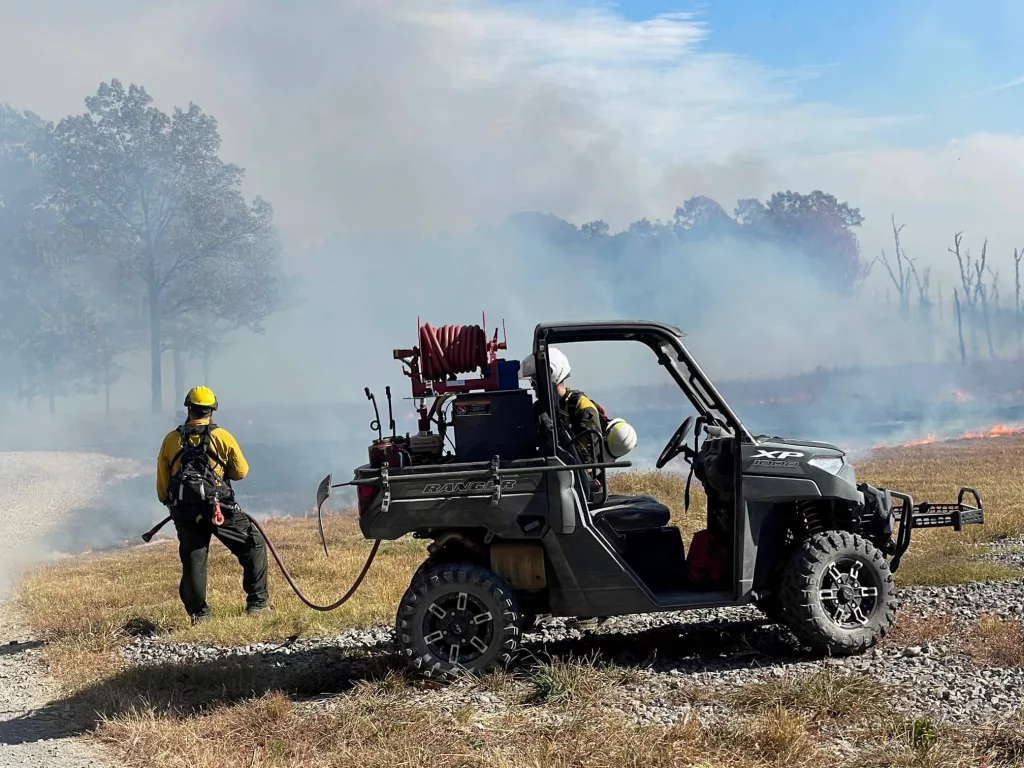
[987,74,1024,93]
[967,73,1024,96]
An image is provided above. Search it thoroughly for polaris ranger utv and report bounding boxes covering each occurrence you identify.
[315,319,984,679]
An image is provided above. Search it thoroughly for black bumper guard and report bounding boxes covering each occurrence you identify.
[889,487,984,572]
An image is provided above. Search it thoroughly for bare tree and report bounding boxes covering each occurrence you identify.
[875,215,913,318]
[953,288,967,365]
[970,240,997,359]
[949,232,980,357]
[907,255,934,359]
[1015,246,1023,354]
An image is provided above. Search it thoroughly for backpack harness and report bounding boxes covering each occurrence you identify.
[563,389,610,431]
[166,423,232,525]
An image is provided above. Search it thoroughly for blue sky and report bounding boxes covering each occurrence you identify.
[604,0,1024,143]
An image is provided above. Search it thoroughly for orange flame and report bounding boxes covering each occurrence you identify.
[902,434,936,447]
[887,423,1024,449]
[957,423,1024,440]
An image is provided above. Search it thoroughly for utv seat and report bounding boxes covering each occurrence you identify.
[591,494,671,533]
[547,417,670,534]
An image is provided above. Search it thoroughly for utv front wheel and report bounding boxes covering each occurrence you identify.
[780,531,896,655]
[396,563,522,680]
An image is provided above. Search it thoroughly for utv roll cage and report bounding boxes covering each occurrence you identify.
[528,320,759,602]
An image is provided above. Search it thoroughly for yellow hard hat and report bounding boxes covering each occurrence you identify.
[184,386,218,410]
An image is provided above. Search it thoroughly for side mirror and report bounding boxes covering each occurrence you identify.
[316,474,333,513]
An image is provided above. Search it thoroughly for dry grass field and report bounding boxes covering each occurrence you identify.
[11,434,1024,767]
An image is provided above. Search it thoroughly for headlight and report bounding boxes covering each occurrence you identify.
[808,456,844,475]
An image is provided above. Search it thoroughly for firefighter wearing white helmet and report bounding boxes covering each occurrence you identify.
[521,346,637,462]
[521,348,633,632]
[521,346,571,387]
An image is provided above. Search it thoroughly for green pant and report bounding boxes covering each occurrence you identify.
[171,504,269,617]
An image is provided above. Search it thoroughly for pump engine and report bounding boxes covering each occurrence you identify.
[362,314,537,469]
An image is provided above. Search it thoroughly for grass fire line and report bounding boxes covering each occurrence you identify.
[873,423,1024,449]
[8,434,1024,768]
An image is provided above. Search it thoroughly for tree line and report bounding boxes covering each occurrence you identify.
[0,80,291,414]
[499,190,868,297]
[501,195,1022,368]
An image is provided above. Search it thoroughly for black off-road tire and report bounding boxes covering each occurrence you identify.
[412,557,542,631]
[396,562,522,680]
[779,530,896,655]
[411,556,440,585]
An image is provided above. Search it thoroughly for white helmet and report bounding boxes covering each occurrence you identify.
[521,346,571,386]
[605,418,637,458]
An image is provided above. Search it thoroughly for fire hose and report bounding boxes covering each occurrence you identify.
[141,509,382,613]
[419,323,489,380]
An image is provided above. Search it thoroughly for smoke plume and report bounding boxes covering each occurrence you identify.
[0,1,1022,553]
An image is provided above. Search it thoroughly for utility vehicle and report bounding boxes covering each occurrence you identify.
[315,319,984,679]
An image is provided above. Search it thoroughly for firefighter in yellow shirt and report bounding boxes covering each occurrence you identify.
[156,386,269,624]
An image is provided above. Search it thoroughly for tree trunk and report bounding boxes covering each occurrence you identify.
[1016,251,1022,357]
[979,292,997,361]
[954,289,967,366]
[149,281,162,414]
[173,346,186,409]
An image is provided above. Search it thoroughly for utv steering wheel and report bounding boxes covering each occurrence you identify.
[656,416,695,469]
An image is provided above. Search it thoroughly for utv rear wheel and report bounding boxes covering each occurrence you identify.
[780,531,896,655]
[396,562,521,680]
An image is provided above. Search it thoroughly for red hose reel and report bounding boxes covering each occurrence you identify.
[419,323,489,381]
[393,313,509,399]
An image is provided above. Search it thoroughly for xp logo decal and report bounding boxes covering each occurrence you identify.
[753,450,805,459]
[751,449,805,468]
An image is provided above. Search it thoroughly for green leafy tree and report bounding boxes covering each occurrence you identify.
[738,190,868,293]
[44,80,288,413]
[673,195,739,238]
[0,104,124,411]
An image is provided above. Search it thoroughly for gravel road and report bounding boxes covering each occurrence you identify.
[0,451,145,768]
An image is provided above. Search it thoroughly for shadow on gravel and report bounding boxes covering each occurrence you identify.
[522,616,819,673]
[0,615,823,745]
[0,639,43,657]
[0,636,406,746]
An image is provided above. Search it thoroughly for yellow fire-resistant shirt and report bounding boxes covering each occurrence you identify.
[156,416,249,504]
[559,389,604,463]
